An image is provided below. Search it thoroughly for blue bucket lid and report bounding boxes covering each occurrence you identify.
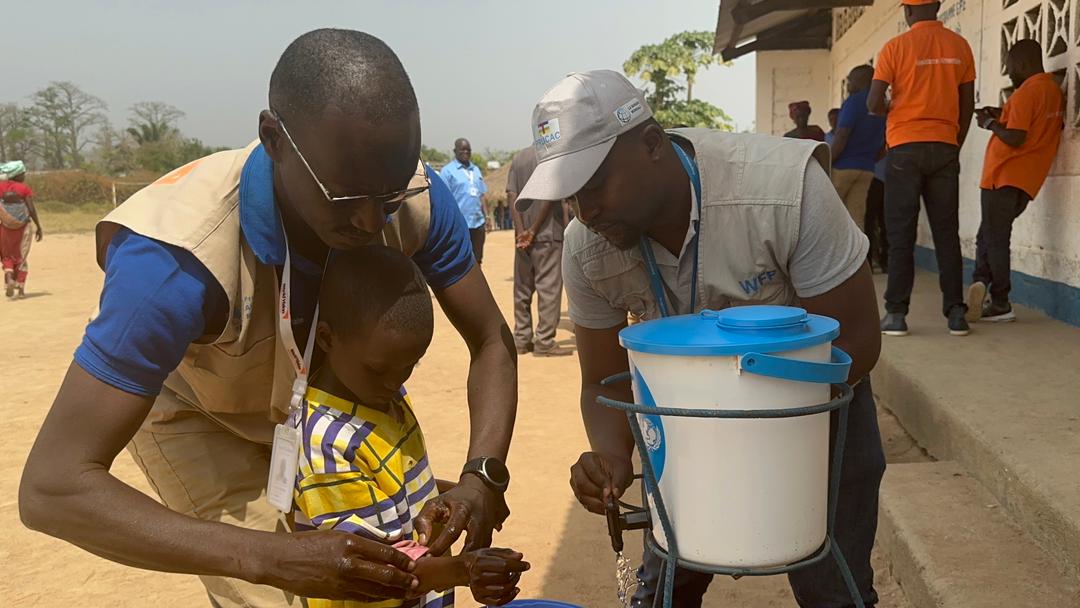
[619,305,839,357]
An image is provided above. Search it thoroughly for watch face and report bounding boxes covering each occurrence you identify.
[483,458,510,486]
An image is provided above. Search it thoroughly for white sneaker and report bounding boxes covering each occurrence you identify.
[981,302,1016,322]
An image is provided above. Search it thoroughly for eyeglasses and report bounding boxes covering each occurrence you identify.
[270,110,429,213]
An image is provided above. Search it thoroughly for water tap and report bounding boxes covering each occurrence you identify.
[605,496,651,553]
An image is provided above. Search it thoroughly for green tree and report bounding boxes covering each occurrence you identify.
[134,132,226,173]
[470,151,489,174]
[90,120,138,175]
[26,81,108,168]
[623,31,734,131]
[482,147,514,166]
[657,99,735,132]
[420,144,450,166]
[127,101,185,145]
[0,103,37,164]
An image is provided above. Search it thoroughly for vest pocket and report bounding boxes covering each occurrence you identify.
[183,334,276,414]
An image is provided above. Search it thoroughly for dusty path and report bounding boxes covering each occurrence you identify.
[2,230,913,607]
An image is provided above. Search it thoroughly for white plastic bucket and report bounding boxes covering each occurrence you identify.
[619,306,850,568]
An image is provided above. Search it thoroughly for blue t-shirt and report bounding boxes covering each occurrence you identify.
[439,161,487,229]
[834,89,886,172]
[75,145,475,397]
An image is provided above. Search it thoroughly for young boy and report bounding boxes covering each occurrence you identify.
[293,245,528,607]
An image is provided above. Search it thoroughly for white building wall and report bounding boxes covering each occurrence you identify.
[757,0,1080,320]
[755,50,833,137]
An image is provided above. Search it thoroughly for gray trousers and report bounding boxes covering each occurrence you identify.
[513,239,563,352]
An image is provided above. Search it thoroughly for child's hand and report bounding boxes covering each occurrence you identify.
[464,547,530,606]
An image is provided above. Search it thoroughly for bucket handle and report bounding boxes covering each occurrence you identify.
[739,346,852,384]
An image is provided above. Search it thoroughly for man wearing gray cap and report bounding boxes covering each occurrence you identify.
[519,70,884,607]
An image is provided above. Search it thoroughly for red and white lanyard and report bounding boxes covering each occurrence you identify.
[278,243,322,424]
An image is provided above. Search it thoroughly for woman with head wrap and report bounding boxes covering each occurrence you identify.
[0,160,44,298]
[783,101,827,141]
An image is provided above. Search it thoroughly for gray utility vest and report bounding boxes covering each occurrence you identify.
[562,128,830,322]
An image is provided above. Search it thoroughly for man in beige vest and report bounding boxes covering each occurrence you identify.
[518,70,885,607]
[20,30,517,607]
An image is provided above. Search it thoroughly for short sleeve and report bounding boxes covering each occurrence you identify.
[1004,88,1037,132]
[961,40,976,84]
[478,170,488,195]
[506,159,523,194]
[873,42,896,84]
[438,165,455,187]
[788,162,870,298]
[562,227,628,329]
[2,182,33,199]
[837,96,859,130]
[411,165,475,290]
[295,429,405,541]
[74,228,228,396]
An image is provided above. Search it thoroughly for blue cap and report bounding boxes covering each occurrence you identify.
[619,305,839,357]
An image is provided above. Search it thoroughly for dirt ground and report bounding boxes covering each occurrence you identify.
[2,230,916,607]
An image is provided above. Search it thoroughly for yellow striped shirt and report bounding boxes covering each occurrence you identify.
[293,387,451,608]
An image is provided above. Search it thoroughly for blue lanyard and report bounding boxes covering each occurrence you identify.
[640,141,703,318]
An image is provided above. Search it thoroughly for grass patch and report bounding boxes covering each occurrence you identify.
[35,201,113,234]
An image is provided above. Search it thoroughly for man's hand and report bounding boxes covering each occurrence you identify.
[464,547,530,606]
[415,475,509,556]
[20,365,421,603]
[570,451,634,515]
[260,530,419,601]
[516,229,535,250]
[975,108,996,129]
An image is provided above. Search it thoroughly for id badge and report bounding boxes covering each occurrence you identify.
[266,422,301,513]
[469,186,479,197]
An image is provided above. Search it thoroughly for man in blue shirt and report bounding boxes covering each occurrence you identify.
[831,65,887,233]
[440,138,489,264]
[825,107,840,146]
[20,29,517,607]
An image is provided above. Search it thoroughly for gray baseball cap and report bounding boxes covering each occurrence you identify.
[516,69,653,208]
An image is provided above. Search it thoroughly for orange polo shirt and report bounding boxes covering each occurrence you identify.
[980,73,1064,198]
[873,21,976,147]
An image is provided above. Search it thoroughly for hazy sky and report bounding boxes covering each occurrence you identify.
[7,1,755,153]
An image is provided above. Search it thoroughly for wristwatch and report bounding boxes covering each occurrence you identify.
[462,457,510,493]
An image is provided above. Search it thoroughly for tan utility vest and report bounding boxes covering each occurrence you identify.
[95,142,432,444]
[564,128,829,322]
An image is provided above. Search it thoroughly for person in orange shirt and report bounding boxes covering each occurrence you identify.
[966,40,1064,323]
[868,0,976,337]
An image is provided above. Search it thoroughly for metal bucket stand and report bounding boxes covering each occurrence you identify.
[598,373,865,608]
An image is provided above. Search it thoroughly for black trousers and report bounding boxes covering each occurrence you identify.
[973,187,1030,306]
[883,142,965,317]
[864,177,888,270]
[469,227,486,265]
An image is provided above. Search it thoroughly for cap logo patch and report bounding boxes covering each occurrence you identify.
[614,98,644,125]
[534,118,562,147]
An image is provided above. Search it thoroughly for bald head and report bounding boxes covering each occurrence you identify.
[847,65,875,94]
[269,29,418,128]
[259,29,423,252]
[453,138,472,164]
[1007,39,1045,85]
